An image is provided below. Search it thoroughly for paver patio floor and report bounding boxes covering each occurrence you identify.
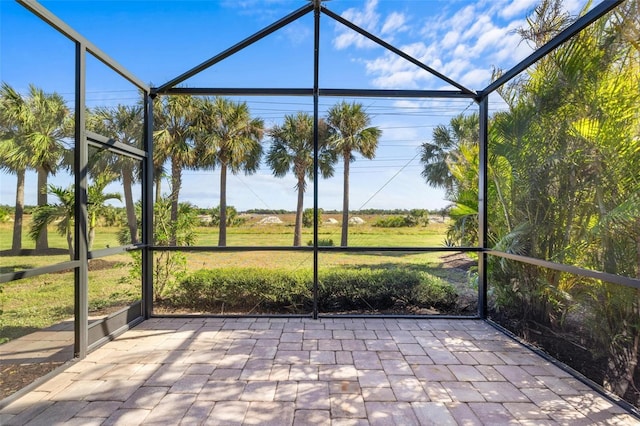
[0,318,637,425]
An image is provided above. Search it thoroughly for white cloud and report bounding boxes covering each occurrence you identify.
[453,44,471,58]
[392,99,421,109]
[500,0,538,19]
[441,30,460,49]
[460,14,493,42]
[381,12,408,36]
[442,58,472,81]
[333,0,380,50]
[474,27,509,54]
[281,22,311,46]
[331,0,573,92]
[333,0,411,50]
[460,68,492,88]
[372,70,425,89]
[448,5,477,33]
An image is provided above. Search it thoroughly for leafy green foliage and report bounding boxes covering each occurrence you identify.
[170,268,311,313]
[373,210,429,228]
[318,268,456,312]
[480,0,640,402]
[307,238,334,247]
[127,197,198,301]
[303,207,323,228]
[0,206,11,223]
[165,267,456,314]
[210,205,245,227]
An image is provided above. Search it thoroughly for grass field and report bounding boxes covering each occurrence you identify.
[0,213,475,343]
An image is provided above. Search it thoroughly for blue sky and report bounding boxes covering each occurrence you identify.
[0,0,591,212]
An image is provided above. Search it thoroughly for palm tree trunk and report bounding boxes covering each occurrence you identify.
[294,178,305,247]
[66,218,74,260]
[341,154,350,247]
[11,168,26,253]
[35,167,48,252]
[122,168,138,244]
[490,167,512,233]
[88,210,96,251]
[155,176,162,205]
[170,159,181,246]
[219,163,228,247]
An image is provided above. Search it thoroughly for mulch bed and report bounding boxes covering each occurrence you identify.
[0,362,64,401]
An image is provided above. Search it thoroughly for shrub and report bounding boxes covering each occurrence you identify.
[318,268,456,312]
[210,205,246,227]
[166,266,458,314]
[125,197,197,301]
[307,238,334,246]
[172,268,311,313]
[0,206,11,223]
[303,208,323,228]
[373,215,420,228]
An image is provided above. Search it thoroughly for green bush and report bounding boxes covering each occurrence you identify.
[318,269,456,311]
[166,266,457,314]
[307,238,334,246]
[0,206,11,223]
[373,211,429,228]
[373,215,417,228]
[302,208,323,228]
[171,268,311,313]
[210,205,246,227]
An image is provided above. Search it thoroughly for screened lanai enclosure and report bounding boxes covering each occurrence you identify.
[0,0,639,415]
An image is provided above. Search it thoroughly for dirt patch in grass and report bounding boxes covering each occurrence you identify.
[439,252,475,271]
[87,259,119,271]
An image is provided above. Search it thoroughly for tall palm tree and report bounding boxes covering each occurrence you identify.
[0,83,71,253]
[267,112,336,246]
[28,85,72,252]
[154,95,198,245]
[326,101,381,247]
[195,97,264,247]
[0,83,30,253]
[88,104,143,244]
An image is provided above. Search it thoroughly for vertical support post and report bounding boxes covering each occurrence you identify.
[312,1,321,320]
[142,93,155,319]
[74,42,88,358]
[477,94,489,319]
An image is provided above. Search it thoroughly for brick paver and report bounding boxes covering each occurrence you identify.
[1,318,637,425]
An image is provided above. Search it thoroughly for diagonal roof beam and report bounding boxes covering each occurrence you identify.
[321,6,475,96]
[154,2,314,94]
[483,0,624,96]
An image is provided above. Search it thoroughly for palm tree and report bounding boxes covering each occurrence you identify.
[87,174,122,250]
[0,83,71,253]
[29,185,74,259]
[29,180,122,259]
[326,101,381,247]
[267,112,336,246]
[29,86,72,252]
[154,95,198,245]
[0,83,30,253]
[420,113,479,195]
[195,97,264,247]
[88,104,143,244]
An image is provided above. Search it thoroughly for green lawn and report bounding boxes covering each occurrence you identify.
[0,214,473,343]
